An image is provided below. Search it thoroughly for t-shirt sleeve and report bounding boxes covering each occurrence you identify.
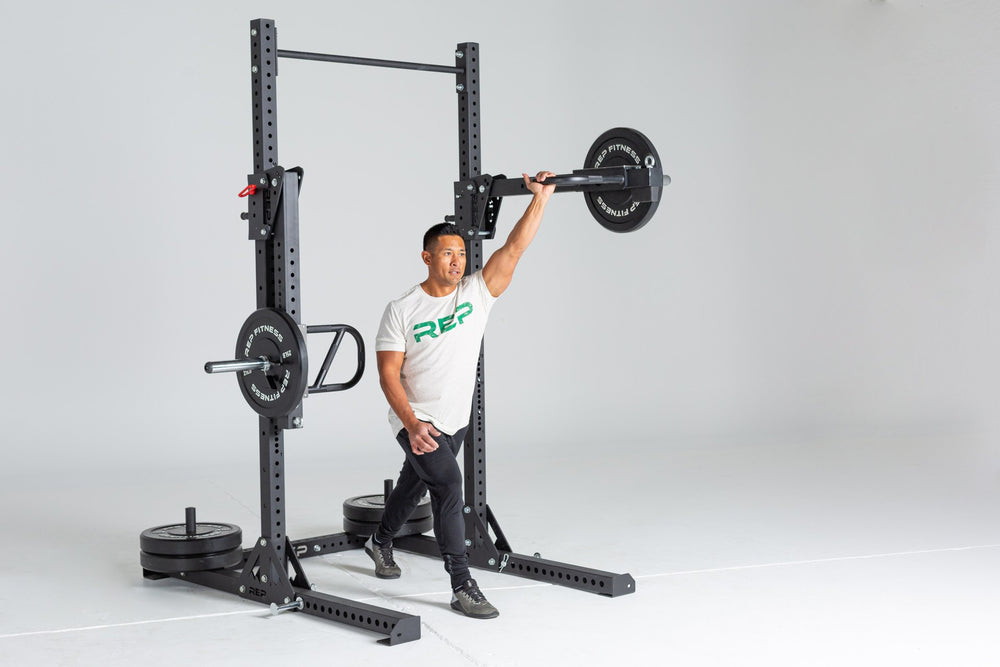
[473,270,499,313]
[375,301,407,352]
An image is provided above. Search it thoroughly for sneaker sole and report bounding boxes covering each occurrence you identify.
[450,600,499,619]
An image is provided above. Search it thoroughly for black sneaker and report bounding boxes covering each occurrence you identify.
[364,535,401,579]
[450,579,499,619]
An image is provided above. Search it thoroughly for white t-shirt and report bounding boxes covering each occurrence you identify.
[375,270,498,436]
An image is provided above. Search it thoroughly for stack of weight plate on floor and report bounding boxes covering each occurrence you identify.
[343,481,432,537]
[140,508,244,574]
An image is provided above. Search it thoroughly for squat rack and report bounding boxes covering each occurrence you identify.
[142,18,636,646]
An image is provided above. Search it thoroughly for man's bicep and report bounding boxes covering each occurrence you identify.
[482,246,517,297]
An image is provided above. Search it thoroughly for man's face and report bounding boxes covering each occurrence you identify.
[423,235,467,286]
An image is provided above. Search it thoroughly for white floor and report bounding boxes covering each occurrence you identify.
[3,434,1000,666]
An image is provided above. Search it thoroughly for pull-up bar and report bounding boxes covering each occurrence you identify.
[277,49,464,74]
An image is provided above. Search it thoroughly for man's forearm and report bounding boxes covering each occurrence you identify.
[505,193,550,256]
[380,375,419,431]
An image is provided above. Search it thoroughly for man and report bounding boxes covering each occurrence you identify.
[370,171,557,619]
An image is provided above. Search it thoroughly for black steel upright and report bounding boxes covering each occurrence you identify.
[251,20,278,174]
[144,19,422,646]
[239,19,420,644]
[248,17,299,591]
[392,42,635,597]
[453,42,496,566]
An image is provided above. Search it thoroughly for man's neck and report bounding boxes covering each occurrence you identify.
[420,279,459,298]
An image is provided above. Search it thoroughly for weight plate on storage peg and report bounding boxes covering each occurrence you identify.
[235,308,308,417]
[343,494,432,523]
[140,522,243,557]
[343,515,433,537]
[583,127,661,233]
[140,545,244,574]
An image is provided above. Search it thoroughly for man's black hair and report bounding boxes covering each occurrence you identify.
[423,223,463,251]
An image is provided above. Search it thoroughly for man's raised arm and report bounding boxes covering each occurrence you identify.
[482,170,556,297]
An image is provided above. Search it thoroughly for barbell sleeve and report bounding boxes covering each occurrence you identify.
[204,357,273,374]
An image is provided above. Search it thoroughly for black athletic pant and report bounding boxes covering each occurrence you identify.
[376,425,470,587]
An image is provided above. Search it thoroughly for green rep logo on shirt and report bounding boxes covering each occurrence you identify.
[413,302,474,343]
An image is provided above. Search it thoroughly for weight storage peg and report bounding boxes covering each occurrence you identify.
[139,507,244,574]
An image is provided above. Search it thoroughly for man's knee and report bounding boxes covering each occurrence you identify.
[431,473,463,510]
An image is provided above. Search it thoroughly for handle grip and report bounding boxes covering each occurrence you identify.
[305,324,366,393]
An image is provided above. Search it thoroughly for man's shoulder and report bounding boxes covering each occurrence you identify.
[385,284,424,308]
[458,270,486,292]
[460,269,496,304]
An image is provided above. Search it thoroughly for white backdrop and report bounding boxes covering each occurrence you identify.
[3,0,997,474]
